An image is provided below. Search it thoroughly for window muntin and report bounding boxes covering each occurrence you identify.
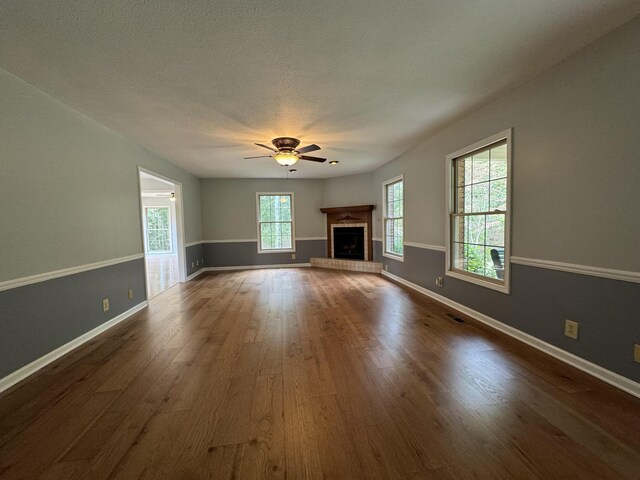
[384,177,404,258]
[450,139,508,285]
[145,207,172,253]
[257,193,294,252]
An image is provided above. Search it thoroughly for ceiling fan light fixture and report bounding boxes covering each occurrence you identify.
[274,151,298,166]
[329,160,339,165]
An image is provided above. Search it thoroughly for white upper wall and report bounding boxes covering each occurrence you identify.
[373,18,639,271]
[0,68,202,282]
[2,17,637,280]
[323,172,376,209]
[140,176,173,191]
[200,178,326,240]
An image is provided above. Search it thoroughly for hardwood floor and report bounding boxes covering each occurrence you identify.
[1,268,639,479]
[145,254,179,299]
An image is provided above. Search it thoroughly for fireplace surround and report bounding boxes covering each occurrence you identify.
[319,205,375,261]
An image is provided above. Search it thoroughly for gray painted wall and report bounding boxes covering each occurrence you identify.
[0,68,202,283]
[1,68,201,382]
[2,19,638,387]
[372,20,640,383]
[323,172,376,209]
[0,258,146,378]
[186,244,205,277]
[373,19,640,272]
[381,246,640,382]
[200,178,326,240]
[203,240,326,268]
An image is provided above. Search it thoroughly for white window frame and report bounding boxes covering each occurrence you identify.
[144,206,172,254]
[445,129,512,294]
[382,174,404,261]
[256,192,296,254]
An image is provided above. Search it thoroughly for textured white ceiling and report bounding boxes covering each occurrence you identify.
[1,1,637,178]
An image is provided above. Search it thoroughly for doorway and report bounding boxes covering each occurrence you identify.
[138,169,186,299]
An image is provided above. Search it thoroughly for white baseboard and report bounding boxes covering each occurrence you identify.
[0,301,148,394]
[199,263,311,273]
[186,269,206,281]
[185,263,315,280]
[381,271,640,398]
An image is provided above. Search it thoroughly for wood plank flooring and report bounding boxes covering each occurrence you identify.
[1,268,639,479]
[145,254,179,299]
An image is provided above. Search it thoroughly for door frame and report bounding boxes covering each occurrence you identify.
[137,167,187,298]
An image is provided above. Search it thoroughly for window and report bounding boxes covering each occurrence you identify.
[256,193,295,253]
[446,129,512,293]
[145,207,172,253]
[383,175,404,259]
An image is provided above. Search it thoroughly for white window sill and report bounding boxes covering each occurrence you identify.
[383,252,404,262]
[258,248,296,254]
[445,269,510,294]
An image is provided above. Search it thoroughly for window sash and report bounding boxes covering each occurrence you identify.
[145,207,172,253]
[257,194,294,252]
[384,178,403,257]
[446,131,510,291]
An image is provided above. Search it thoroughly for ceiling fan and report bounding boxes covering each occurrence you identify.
[244,137,326,166]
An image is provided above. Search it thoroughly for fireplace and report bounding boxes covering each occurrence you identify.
[333,226,365,260]
[320,205,375,261]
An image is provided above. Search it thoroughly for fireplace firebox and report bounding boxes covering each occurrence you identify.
[333,226,365,260]
[319,205,375,261]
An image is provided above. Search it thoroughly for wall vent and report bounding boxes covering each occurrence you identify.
[445,313,466,324]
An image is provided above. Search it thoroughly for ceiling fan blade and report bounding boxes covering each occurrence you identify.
[296,144,321,154]
[243,155,273,159]
[255,143,277,152]
[299,155,327,163]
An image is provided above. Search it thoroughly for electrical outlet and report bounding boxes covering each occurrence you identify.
[564,320,579,340]
[291,253,296,260]
[102,298,110,312]
[435,276,443,287]
[128,289,133,300]
[191,261,195,268]
[384,264,388,271]
[196,260,200,266]
[634,344,640,363]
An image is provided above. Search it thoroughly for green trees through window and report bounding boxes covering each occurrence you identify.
[258,194,293,251]
[146,207,172,253]
[452,141,507,280]
[384,178,404,257]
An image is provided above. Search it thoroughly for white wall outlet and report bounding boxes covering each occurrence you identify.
[128,289,133,300]
[196,260,200,266]
[191,261,195,268]
[634,344,640,363]
[435,276,443,287]
[565,320,579,340]
[384,264,388,271]
[291,253,296,260]
[102,298,110,312]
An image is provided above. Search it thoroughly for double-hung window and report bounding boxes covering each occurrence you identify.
[383,175,404,260]
[145,207,172,253]
[446,129,512,293]
[256,193,295,253]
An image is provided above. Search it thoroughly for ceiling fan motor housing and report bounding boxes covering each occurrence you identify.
[272,137,301,151]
